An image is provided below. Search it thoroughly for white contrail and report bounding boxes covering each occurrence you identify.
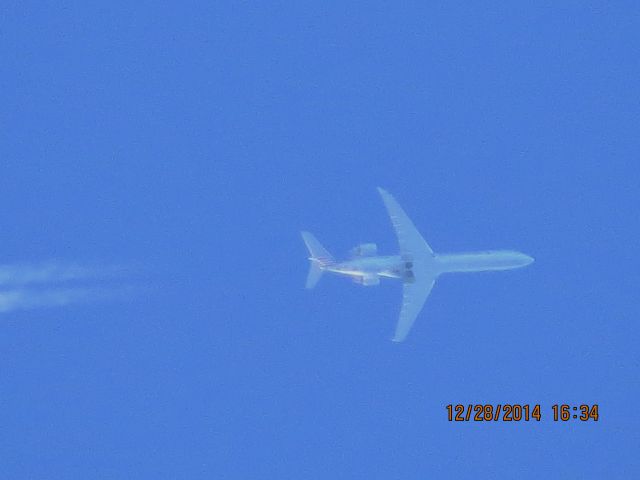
[0,287,112,312]
[0,262,127,286]
[0,261,136,313]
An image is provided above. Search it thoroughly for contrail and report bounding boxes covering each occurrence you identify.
[0,261,137,313]
[0,262,127,286]
[0,287,119,312]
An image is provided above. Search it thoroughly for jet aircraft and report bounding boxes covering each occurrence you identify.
[302,188,534,342]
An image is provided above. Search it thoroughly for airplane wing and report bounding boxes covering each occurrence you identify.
[377,188,434,258]
[377,188,437,342]
[394,275,436,342]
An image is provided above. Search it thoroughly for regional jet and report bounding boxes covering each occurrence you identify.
[301,188,534,342]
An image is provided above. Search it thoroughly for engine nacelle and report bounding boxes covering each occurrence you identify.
[353,275,380,286]
[362,275,380,286]
[349,243,378,257]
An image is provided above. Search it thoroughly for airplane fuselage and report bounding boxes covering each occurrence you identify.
[302,187,534,341]
[325,250,533,282]
[326,255,406,279]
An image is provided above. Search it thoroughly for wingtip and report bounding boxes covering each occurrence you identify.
[377,187,391,198]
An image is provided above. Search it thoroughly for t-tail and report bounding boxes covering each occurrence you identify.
[301,231,334,289]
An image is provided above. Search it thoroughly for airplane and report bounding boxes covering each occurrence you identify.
[301,187,534,342]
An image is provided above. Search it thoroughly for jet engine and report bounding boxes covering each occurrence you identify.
[349,243,378,257]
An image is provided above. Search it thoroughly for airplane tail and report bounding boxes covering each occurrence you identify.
[301,231,334,289]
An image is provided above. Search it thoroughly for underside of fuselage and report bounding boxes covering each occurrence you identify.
[324,249,533,284]
[326,255,415,283]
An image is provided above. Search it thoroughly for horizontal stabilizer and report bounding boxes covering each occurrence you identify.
[301,231,334,266]
[305,261,323,289]
[301,231,334,289]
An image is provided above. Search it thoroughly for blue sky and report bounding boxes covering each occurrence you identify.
[1,1,639,478]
